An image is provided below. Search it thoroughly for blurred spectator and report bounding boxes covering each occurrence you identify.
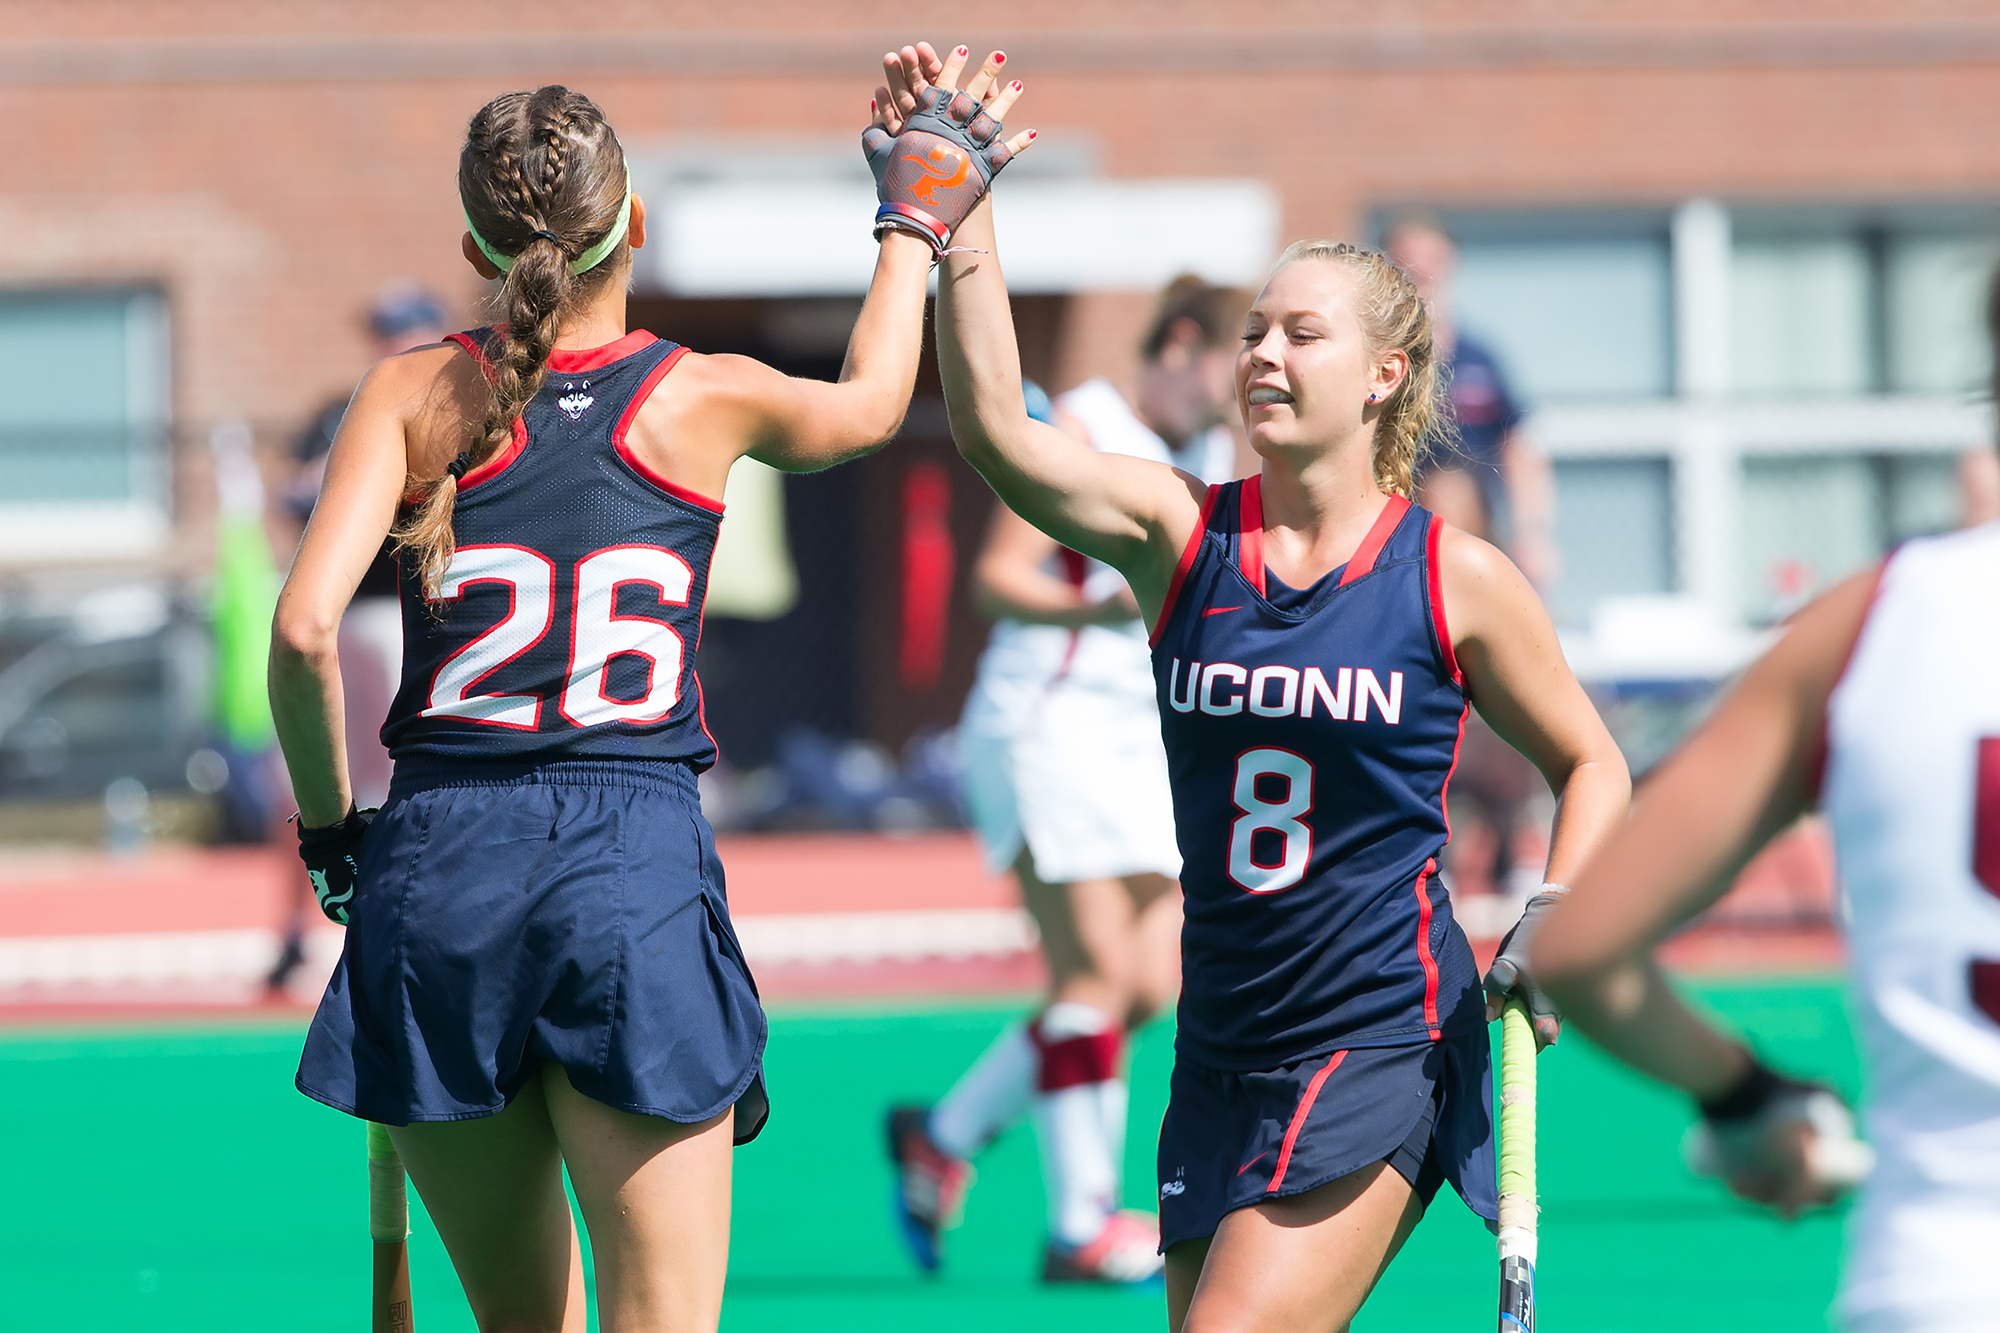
[1385,216,1557,588]
[1386,217,1555,902]
[1968,267,2000,530]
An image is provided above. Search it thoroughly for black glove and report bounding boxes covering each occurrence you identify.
[862,84,1015,254]
[1685,1053,1873,1210]
[296,806,375,926]
[1483,884,1567,1047]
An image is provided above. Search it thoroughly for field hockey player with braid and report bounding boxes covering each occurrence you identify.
[270,60,1029,1331]
[878,54,1633,1331]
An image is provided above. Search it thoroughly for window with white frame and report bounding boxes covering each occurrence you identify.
[0,288,171,562]
[1394,204,1995,662]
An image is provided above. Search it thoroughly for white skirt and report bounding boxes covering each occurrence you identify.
[958,676,1182,885]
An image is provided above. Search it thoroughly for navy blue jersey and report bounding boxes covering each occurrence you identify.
[1149,477,1483,1070]
[380,329,721,772]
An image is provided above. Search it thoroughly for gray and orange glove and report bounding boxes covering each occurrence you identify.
[863,84,1015,255]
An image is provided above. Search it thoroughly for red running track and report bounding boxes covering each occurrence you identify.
[0,825,1841,1024]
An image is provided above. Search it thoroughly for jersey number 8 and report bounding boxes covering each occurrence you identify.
[423,543,692,732]
[1229,748,1315,893]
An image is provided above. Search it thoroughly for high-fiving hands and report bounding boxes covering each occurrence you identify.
[865,42,1036,254]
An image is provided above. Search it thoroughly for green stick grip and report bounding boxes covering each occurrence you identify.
[1497,1001,1538,1211]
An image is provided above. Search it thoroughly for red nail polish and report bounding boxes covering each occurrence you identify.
[993,52,1006,64]
[957,46,968,56]
[1012,80,1022,91]
[1027,130,1037,139]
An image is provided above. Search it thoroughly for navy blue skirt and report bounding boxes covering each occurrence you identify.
[298,758,769,1143]
[1156,1027,1496,1250]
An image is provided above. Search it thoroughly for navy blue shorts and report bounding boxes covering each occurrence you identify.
[1156,1028,1497,1250]
[298,758,769,1143]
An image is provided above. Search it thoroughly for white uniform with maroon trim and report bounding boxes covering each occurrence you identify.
[958,379,1234,882]
[1822,523,2000,1331]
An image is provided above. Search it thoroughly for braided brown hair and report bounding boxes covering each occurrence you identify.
[396,85,630,597]
[1270,240,1456,499]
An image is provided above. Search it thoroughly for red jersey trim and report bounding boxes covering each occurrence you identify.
[441,331,527,491]
[1237,473,1266,596]
[1338,494,1410,588]
[609,346,724,515]
[549,330,658,373]
[1267,1049,1346,1194]
[1414,858,1441,1039]
[1806,558,1889,804]
[456,418,529,491]
[1148,483,1222,648]
[1424,514,1462,687]
[445,329,492,375]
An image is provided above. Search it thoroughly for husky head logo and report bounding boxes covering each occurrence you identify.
[557,383,594,421]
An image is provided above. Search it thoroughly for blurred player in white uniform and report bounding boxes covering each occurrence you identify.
[889,279,1247,1283]
[1537,475,2000,1322]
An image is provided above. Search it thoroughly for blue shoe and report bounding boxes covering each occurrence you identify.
[887,1106,972,1273]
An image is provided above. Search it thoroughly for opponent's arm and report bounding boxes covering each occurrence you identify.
[1530,572,1878,1215]
[974,504,1139,628]
[1532,572,1877,1082]
[1439,526,1632,1044]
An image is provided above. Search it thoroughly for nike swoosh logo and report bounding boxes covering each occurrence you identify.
[1236,1151,1272,1177]
[1204,606,1243,617]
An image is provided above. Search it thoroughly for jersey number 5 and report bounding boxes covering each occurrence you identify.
[1229,748,1315,893]
[424,543,691,731]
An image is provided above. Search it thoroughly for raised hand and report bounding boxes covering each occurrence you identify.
[863,42,1035,254]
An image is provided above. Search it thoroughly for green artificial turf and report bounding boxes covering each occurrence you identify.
[0,980,1860,1331]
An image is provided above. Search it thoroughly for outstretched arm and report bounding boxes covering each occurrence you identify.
[936,199,1204,618]
[1532,572,1877,1090]
[639,44,1033,481]
[678,229,936,474]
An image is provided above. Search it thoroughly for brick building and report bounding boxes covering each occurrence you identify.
[3,1,1998,786]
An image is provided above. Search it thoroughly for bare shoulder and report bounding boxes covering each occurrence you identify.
[653,350,781,409]
[632,350,780,441]
[1435,521,1542,639]
[359,341,471,403]
[614,349,753,502]
[367,341,488,479]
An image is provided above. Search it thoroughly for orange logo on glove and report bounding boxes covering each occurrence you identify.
[900,143,970,205]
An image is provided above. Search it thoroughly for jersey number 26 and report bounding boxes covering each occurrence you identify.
[423,543,691,731]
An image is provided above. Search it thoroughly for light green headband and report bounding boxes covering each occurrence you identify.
[463,170,633,277]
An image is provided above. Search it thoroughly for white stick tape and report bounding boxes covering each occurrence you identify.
[1497,1223,1539,1266]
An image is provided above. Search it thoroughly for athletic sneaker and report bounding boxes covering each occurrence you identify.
[886,1105,973,1272]
[1041,1209,1165,1284]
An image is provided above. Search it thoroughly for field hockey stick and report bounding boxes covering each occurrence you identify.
[368,1122,414,1332]
[1497,1000,1538,1333]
